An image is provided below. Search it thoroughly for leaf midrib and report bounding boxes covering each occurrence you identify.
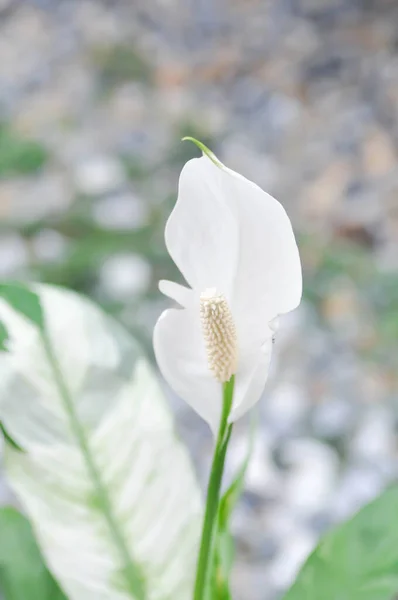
[41,328,145,600]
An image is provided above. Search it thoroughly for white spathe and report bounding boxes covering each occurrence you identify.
[154,154,302,433]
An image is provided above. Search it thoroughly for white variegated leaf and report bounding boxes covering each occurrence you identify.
[0,284,201,600]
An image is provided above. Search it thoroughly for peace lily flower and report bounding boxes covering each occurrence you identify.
[154,141,302,433]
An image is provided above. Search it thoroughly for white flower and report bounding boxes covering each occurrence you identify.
[153,150,302,433]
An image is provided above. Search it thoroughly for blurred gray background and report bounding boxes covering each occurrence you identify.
[0,0,397,599]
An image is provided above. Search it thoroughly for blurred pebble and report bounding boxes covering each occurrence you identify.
[221,139,282,192]
[232,503,279,560]
[312,395,356,438]
[351,406,396,463]
[267,527,317,591]
[262,383,308,438]
[0,234,28,277]
[264,505,299,541]
[99,253,151,300]
[92,192,149,230]
[0,173,71,225]
[32,229,69,263]
[73,156,126,196]
[232,562,275,600]
[362,127,397,178]
[281,438,339,516]
[227,433,281,498]
[298,0,347,14]
[331,465,387,521]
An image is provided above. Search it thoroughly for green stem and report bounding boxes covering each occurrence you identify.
[40,330,145,599]
[193,376,235,600]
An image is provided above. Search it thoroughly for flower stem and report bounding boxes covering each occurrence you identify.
[193,376,235,600]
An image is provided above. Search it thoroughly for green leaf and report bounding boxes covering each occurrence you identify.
[219,417,255,532]
[211,533,234,600]
[0,284,202,600]
[0,283,44,329]
[283,485,398,600]
[0,507,67,600]
[212,417,256,599]
[0,321,8,351]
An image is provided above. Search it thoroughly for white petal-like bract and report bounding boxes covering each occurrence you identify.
[154,304,221,433]
[155,152,302,431]
[165,158,239,302]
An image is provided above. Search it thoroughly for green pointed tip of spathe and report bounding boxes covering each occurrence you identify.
[181,137,223,169]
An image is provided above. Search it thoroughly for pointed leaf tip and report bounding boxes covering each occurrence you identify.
[181,137,223,168]
[0,283,44,330]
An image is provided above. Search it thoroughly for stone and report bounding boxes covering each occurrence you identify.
[227,433,281,498]
[92,192,149,230]
[0,5,54,91]
[281,439,339,515]
[362,127,396,178]
[331,465,386,521]
[73,1,122,45]
[262,383,308,438]
[264,505,299,541]
[351,406,396,463]
[232,561,275,600]
[267,527,317,591]
[32,229,69,264]
[221,138,282,192]
[312,395,356,438]
[0,234,28,278]
[321,285,361,334]
[73,156,126,196]
[107,83,148,125]
[0,172,71,225]
[302,161,352,225]
[98,253,151,300]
